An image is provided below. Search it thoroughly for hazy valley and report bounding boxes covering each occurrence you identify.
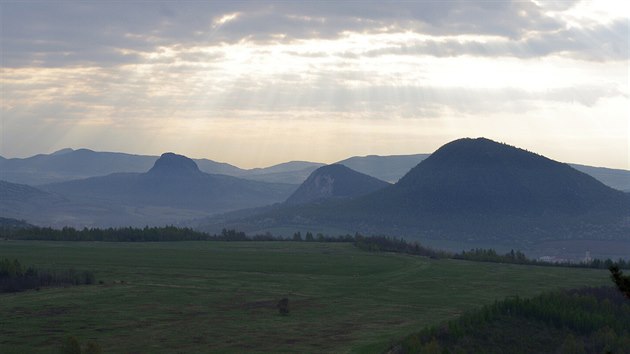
[3,137,629,260]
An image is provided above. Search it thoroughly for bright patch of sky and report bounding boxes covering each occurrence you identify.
[1,1,628,169]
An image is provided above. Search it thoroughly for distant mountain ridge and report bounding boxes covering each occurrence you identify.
[0,180,74,226]
[248,161,325,175]
[285,164,390,205]
[199,138,630,247]
[240,161,325,184]
[1,153,297,227]
[336,153,429,183]
[0,148,243,185]
[569,164,630,192]
[0,180,55,201]
[0,149,321,186]
[1,147,628,190]
[41,153,296,211]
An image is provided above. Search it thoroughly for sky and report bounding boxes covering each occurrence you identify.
[1,1,628,169]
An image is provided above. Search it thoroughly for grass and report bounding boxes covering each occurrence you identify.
[0,240,611,353]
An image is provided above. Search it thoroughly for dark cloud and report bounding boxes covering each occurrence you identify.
[1,1,597,68]
[362,19,629,61]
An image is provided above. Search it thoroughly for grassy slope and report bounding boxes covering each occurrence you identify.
[0,241,610,353]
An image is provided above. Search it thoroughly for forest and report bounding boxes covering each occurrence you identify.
[2,225,628,270]
[0,257,95,293]
[398,286,630,353]
[354,235,629,270]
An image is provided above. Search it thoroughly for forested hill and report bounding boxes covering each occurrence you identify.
[41,153,296,213]
[285,164,390,205]
[398,286,630,353]
[199,138,630,244]
[382,137,629,215]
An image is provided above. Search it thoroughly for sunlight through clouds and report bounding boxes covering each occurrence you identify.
[1,1,628,168]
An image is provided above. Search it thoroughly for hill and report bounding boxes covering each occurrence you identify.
[398,286,630,353]
[246,161,324,175]
[0,149,322,186]
[199,138,630,256]
[379,138,628,216]
[570,163,630,192]
[2,148,627,190]
[1,154,296,227]
[238,161,325,184]
[0,179,156,227]
[41,153,296,212]
[0,148,244,185]
[357,138,630,240]
[0,149,158,185]
[285,164,390,205]
[336,153,429,183]
[0,180,67,221]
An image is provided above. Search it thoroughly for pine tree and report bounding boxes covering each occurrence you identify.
[609,265,630,298]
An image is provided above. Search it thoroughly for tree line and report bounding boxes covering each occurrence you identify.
[0,257,95,293]
[354,235,629,270]
[0,226,358,243]
[353,234,447,259]
[399,286,630,353]
[2,226,627,270]
[2,225,212,242]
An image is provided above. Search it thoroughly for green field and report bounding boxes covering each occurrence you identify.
[0,240,611,353]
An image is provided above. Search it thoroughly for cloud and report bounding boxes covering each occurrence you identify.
[361,19,629,61]
[3,0,611,68]
[3,58,622,130]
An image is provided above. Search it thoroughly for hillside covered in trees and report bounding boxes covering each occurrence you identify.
[397,286,630,354]
[200,138,630,247]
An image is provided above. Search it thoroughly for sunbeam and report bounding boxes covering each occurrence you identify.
[1,1,628,168]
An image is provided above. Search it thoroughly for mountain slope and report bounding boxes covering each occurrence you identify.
[245,161,325,175]
[351,138,630,240]
[0,180,81,226]
[0,149,321,186]
[0,149,157,185]
[336,154,429,183]
[41,153,296,214]
[200,138,630,246]
[236,161,325,184]
[285,164,390,205]
[381,138,627,215]
[0,149,244,185]
[2,148,627,191]
[570,164,630,192]
[0,180,57,202]
[0,153,299,227]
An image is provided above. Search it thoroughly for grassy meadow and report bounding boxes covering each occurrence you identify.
[0,240,612,353]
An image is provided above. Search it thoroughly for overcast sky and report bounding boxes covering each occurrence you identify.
[1,1,628,169]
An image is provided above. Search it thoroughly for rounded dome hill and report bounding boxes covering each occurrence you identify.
[390,137,628,215]
[285,164,389,205]
[147,153,201,177]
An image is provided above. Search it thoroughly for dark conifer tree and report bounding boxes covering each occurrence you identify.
[609,265,630,298]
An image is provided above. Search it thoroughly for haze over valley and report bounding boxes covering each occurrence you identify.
[2,138,629,260]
